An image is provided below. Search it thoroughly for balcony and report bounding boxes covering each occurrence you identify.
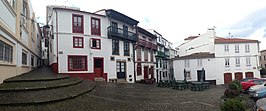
[107,26,137,42]
[156,51,169,58]
[137,39,157,50]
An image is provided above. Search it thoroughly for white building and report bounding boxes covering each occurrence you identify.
[46,6,138,83]
[0,0,42,83]
[173,29,260,84]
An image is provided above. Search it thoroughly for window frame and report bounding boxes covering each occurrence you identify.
[236,58,240,67]
[235,44,240,53]
[112,39,119,55]
[22,51,27,65]
[245,44,250,53]
[72,14,84,34]
[124,41,130,56]
[197,59,203,67]
[73,36,84,48]
[137,63,142,76]
[68,55,87,71]
[0,40,13,63]
[91,38,101,49]
[31,55,34,67]
[185,60,190,68]
[91,17,101,36]
[246,57,251,67]
[224,44,229,52]
[225,58,230,67]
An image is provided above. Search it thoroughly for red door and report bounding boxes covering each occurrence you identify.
[144,66,149,79]
[94,58,103,77]
[150,66,154,79]
[224,73,232,84]
[245,72,254,78]
[234,72,243,81]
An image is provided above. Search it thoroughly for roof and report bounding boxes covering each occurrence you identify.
[137,27,157,39]
[174,52,215,60]
[184,36,199,40]
[106,9,139,26]
[215,37,259,44]
[52,7,106,17]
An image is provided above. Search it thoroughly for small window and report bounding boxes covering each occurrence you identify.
[236,58,240,67]
[110,56,115,61]
[245,44,250,53]
[185,71,191,80]
[246,57,251,67]
[68,56,87,71]
[73,37,83,48]
[91,17,101,36]
[72,14,84,33]
[31,55,34,67]
[91,38,101,49]
[22,51,27,65]
[224,44,229,52]
[235,44,239,53]
[225,58,230,67]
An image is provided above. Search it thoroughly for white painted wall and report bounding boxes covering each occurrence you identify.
[178,29,215,57]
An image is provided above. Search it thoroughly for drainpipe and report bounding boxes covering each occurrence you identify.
[55,9,59,74]
[133,26,138,83]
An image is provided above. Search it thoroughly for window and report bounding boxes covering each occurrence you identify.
[91,17,101,36]
[91,38,101,49]
[21,1,28,27]
[73,37,83,48]
[185,71,191,80]
[68,56,87,71]
[265,55,266,60]
[137,47,141,61]
[236,58,240,67]
[124,41,130,56]
[185,60,189,67]
[150,50,153,62]
[123,25,128,37]
[246,57,251,67]
[156,58,158,68]
[197,59,203,67]
[22,52,27,65]
[144,48,148,61]
[112,39,119,55]
[235,44,239,53]
[165,61,168,69]
[165,71,168,77]
[225,58,230,67]
[7,0,16,9]
[72,14,83,33]
[224,44,229,52]
[31,55,34,67]
[245,44,250,53]
[0,40,13,63]
[137,63,141,76]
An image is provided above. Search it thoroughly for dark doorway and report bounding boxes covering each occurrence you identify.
[117,61,126,79]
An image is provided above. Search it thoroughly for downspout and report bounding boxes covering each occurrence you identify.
[133,26,137,83]
[56,9,59,74]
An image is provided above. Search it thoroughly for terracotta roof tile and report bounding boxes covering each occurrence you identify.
[215,38,259,44]
[174,52,215,60]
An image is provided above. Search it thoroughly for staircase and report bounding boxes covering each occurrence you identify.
[0,67,96,106]
[94,77,106,82]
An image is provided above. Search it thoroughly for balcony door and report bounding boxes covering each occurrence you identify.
[123,25,128,38]
[112,22,118,33]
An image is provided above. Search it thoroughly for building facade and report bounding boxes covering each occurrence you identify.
[135,27,157,81]
[148,30,171,82]
[173,29,260,84]
[260,50,266,69]
[0,0,42,83]
[46,6,138,83]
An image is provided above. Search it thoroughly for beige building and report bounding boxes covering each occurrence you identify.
[260,50,266,69]
[0,0,42,83]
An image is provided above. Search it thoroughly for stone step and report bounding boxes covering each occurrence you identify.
[117,79,127,83]
[94,77,105,82]
[0,80,96,105]
[0,77,82,92]
[4,75,69,83]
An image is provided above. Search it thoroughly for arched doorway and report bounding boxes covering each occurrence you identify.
[234,72,243,81]
[224,73,232,84]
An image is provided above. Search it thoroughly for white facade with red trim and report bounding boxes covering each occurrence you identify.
[173,29,260,84]
[46,6,137,83]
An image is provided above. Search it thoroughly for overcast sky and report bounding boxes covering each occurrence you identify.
[31,0,266,49]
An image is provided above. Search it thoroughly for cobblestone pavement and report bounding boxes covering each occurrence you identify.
[0,82,226,111]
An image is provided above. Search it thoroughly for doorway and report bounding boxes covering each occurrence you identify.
[117,61,126,79]
[94,58,104,77]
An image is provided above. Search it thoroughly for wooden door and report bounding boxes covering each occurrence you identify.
[224,73,232,84]
[117,62,126,79]
[234,72,243,81]
[150,66,154,78]
[144,66,149,79]
[94,58,103,77]
[245,72,254,78]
